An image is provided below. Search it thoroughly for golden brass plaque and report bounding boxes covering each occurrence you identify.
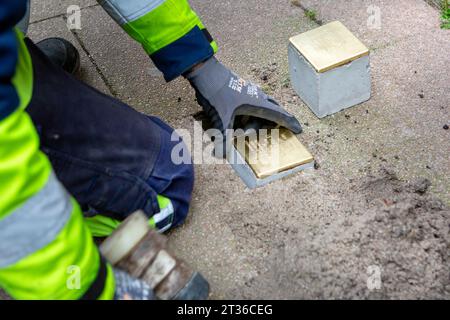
[234,128,314,179]
[289,21,369,73]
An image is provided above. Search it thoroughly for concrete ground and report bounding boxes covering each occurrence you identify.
[27,0,449,299]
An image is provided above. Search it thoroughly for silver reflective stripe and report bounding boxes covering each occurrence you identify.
[153,200,174,233]
[97,0,166,25]
[0,172,72,268]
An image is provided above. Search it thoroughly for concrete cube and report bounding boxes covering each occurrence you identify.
[289,21,371,118]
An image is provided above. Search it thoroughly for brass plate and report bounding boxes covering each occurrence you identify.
[289,21,369,73]
[234,128,314,179]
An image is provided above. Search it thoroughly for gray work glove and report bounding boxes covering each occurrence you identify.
[186,57,302,135]
[113,268,156,300]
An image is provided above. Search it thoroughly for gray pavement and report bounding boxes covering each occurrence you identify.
[27,0,449,299]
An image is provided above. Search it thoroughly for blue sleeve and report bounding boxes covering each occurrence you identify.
[150,26,214,82]
[0,0,27,121]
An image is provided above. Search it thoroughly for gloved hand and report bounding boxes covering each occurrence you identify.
[113,268,156,300]
[186,57,302,135]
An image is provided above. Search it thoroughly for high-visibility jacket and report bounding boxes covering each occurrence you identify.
[0,0,216,299]
[98,0,218,81]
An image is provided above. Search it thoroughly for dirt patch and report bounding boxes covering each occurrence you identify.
[2,169,447,300]
[251,62,290,95]
[235,169,450,299]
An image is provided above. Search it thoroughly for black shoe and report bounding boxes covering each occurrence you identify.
[36,37,80,74]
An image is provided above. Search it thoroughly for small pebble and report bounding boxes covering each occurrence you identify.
[443,124,449,130]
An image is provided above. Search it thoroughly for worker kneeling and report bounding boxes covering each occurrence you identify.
[1,0,301,300]
[26,38,194,236]
[0,38,195,300]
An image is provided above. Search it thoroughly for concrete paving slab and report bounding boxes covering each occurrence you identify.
[73,1,318,125]
[298,0,441,49]
[366,28,450,201]
[27,16,111,95]
[168,2,450,299]
[30,0,97,23]
[17,0,450,299]
[72,5,195,125]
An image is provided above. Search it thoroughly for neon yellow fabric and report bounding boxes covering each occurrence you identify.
[122,0,204,55]
[0,199,115,300]
[0,109,50,220]
[84,215,122,238]
[99,264,116,300]
[0,32,47,220]
[157,194,170,209]
[12,29,33,112]
[197,20,218,54]
[0,31,115,300]
[84,195,171,237]
[210,40,218,54]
